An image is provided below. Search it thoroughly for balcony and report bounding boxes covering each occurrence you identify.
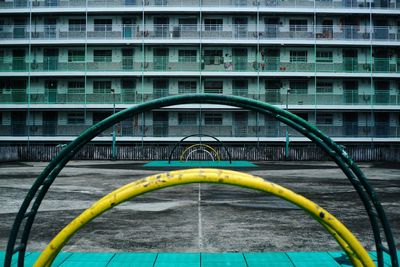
[1,121,399,138]
[1,24,399,43]
[0,88,399,106]
[1,56,399,75]
[1,0,399,10]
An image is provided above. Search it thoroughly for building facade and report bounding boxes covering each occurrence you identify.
[0,0,399,154]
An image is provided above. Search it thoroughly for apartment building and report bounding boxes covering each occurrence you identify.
[0,0,399,151]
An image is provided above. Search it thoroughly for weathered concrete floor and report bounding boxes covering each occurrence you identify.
[0,161,399,254]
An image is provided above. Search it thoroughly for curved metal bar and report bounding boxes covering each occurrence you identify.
[35,169,372,267]
[185,148,215,162]
[180,144,220,162]
[168,134,232,164]
[5,94,397,267]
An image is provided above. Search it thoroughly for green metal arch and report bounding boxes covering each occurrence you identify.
[168,134,232,164]
[5,94,398,267]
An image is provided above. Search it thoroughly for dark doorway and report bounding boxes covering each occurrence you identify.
[343,49,358,72]
[265,18,279,38]
[232,48,247,71]
[374,113,390,137]
[13,18,26,38]
[233,112,248,137]
[12,49,26,71]
[343,81,358,104]
[265,49,280,71]
[265,80,281,103]
[11,111,26,136]
[122,48,134,70]
[44,18,57,39]
[154,17,169,38]
[322,20,333,39]
[153,48,169,70]
[122,18,135,38]
[343,112,358,136]
[374,49,389,72]
[45,80,57,103]
[374,80,390,104]
[43,48,59,71]
[233,17,248,39]
[153,79,169,99]
[11,80,26,103]
[43,112,58,136]
[153,111,168,137]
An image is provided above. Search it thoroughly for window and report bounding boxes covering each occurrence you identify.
[204,50,223,65]
[316,51,333,63]
[0,50,4,63]
[67,112,85,124]
[121,80,136,93]
[178,81,196,94]
[204,19,223,31]
[204,113,223,125]
[178,112,197,125]
[68,81,85,94]
[233,80,248,96]
[69,19,86,32]
[289,80,308,94]
[0,80,9,94]
[178,50,197,62]
[316,113,333,125]
[94,50,112,62]
[93,81,112,93]
[93,112,112,124]
[94,19,112,31]
[289,19,307,32]
[290,51,307,62]
[316,81,333,94]
[179,18,197,31]
[68,50,85,62]
[0,20,4,32]
[204,81,223,94]
[153,79,169,98]
[293,112,308,121]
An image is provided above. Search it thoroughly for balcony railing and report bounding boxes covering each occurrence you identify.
[2,56,399,74]
[2,121,399,138]
[0,89,399,106]
[1,0,399,9]
[1,24,399,42]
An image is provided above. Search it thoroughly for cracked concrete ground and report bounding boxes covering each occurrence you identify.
[0,161,399,254]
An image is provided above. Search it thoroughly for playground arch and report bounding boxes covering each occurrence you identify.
[35,169,373,267]
[5,94,398,267]
[168,134,232,164]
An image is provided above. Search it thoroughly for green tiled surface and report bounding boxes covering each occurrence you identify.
[202,253,247,267]
[154,253,200,267]
[327,252,353,266]
[286,252,341,267]
[144,160,256,167]
[1,251,399,266]
[245,252,294,267]
[108,252,156,266]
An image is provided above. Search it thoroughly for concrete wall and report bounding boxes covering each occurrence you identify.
[0,146,19,162]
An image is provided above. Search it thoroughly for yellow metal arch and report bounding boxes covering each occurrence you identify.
[179,144,221,161]
[34,169,375,267]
